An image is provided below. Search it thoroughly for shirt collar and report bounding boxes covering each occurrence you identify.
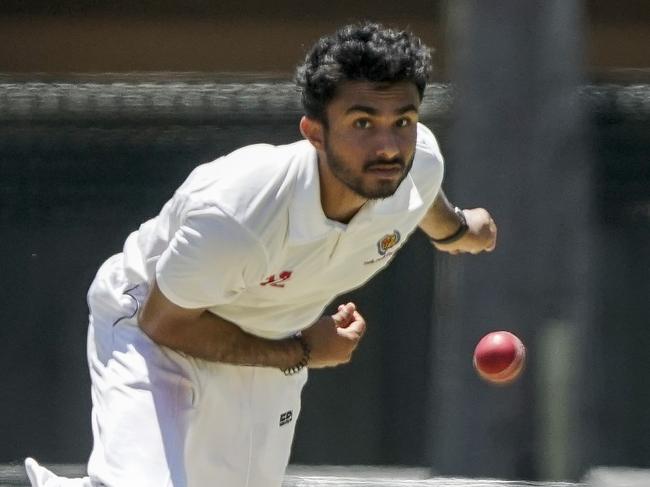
[288,142,424,243]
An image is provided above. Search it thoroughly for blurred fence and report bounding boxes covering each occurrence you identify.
[1,74,648,123]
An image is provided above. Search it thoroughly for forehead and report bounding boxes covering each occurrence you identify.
[328,81,420,113]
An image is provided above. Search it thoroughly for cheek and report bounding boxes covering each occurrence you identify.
[334,128,365,146]
[331,132,370,159]
[401,129,418,156]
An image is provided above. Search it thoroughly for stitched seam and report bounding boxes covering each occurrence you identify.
[111,285,140,327]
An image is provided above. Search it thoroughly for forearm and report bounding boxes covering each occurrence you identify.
[140,305,303,369]
[418,189,464,239]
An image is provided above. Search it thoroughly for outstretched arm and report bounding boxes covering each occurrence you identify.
[418,189,497,255]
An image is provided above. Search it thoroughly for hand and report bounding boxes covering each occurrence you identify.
[301,302,367,368]
[433,208,497,255]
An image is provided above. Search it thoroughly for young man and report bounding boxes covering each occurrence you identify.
[26,22,496,487]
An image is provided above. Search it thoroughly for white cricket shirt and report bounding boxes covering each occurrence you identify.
[121,123,444,339]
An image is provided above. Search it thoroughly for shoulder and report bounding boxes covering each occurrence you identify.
[180,140,310,205]
[173,139,314,238]
[415,122,444,164]
[401,123,445,204]
[177,205,264,259]
[411,122,444,182]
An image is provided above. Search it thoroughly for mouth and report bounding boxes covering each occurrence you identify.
[364,164,404,178]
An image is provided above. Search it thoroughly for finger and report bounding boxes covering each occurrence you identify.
[345,311,366,336]
[336,302,355,312]
[487,228,497,252]
[487,222,497,251]
[336,325,362,341]
[333,302,355,327]
[481,236,496,252]
[334,302,353,316]
[351,311,367,336]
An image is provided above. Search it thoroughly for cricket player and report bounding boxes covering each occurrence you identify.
[25,22,497,487]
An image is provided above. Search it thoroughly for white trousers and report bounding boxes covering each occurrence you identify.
[81,255,307,487]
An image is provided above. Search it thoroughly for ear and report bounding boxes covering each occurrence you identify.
[299,116,325,151]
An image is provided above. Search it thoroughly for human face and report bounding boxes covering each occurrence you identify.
[322,81,420,200]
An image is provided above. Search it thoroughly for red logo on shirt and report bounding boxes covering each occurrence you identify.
[260,271,293,288]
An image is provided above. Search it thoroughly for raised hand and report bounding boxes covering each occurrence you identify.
[301,302,367,368]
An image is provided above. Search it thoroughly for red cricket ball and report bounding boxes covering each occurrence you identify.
[473,331,526,385]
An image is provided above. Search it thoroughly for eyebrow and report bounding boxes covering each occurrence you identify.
[345,104,418,116]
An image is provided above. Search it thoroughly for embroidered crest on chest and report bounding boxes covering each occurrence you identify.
[364,230,402,265]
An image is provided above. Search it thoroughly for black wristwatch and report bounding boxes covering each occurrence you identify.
[429,207,469,244]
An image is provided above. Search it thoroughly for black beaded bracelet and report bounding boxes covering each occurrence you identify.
[430,207,469,245]
[282,334,310,376]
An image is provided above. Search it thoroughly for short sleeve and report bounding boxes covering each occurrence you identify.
[155,207,263,309]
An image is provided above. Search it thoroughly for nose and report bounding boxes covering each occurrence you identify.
[375,130,400,161]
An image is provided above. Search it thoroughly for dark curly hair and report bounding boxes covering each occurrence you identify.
[295,22,432,123]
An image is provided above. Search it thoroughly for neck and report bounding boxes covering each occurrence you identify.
[318,156,367,224]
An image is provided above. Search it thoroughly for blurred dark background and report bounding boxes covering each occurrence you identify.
[1,0,649,482]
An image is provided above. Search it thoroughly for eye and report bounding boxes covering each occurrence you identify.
[353,118,372,129]
[395,118,411,128]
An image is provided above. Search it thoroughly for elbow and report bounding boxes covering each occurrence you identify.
[135,281,203,349]
[137,310,166,345]
[137,316,157,342]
